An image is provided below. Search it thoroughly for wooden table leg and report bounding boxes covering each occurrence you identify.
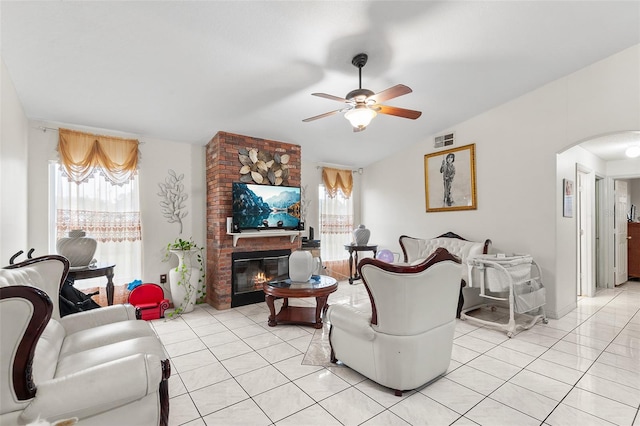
[314,295,329,328]
[266,295,277,326]
[106,267,114,306]
[348,249,355,284]
[352,251,361,282]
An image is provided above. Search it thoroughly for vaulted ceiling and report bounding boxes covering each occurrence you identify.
[2,1,639,166]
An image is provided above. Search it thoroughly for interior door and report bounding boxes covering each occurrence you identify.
[577,171,588,295]
[577,169,595,296]
[614,180,628,285]
[595,177,604,287]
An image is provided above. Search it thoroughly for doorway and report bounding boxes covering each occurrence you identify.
[614,179,629,285]
[595,176,605,288]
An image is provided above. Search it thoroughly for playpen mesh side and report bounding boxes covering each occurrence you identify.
[484,259,531,292]
[468,255,546,313]
[469,255,533,292]
[513,279,545,313]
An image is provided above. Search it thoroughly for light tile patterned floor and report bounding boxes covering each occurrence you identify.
[150,280,640,426]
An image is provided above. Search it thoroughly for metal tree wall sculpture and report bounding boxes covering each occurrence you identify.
[158,169,188,234]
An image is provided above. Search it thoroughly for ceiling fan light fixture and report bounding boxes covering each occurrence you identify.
[625,145,640,158]
[345,106,377,130]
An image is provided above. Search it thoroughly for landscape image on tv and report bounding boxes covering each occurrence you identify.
[232,183,301,230]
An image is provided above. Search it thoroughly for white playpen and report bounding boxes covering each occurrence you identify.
[461,254,547,337]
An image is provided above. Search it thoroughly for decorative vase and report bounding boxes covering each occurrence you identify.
[168,249,200,313]
[289,250,321,282]
[353,224,371,246]
[56,230,97,267]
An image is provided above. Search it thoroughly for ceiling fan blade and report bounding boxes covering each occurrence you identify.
[368,84,413,104]
[377,105,422,120]
[302,109,344,122]
[311,93,350,103]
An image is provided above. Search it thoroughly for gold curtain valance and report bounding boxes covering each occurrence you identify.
[58,128,139,185]
[322,167,353,199]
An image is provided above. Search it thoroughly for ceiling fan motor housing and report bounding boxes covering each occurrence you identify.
[346,88,374,102]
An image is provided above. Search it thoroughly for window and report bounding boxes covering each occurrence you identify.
[319,184,354,262]
[318,167,355,280]
[50,128,142,289]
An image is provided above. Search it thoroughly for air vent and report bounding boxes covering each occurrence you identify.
[434,132,455,148]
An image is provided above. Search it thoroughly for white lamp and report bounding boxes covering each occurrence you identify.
[345,105,377,130]
[625,145,640,158]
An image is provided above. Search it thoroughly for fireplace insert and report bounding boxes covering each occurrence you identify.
[231,249,291,307]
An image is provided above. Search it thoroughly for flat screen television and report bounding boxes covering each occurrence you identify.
[232,182,301,231]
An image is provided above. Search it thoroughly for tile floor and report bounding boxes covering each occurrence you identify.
[151,280,640,426]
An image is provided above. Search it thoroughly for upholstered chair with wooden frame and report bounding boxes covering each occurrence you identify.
[128,283,170,320]
[325,247,462,396]
[0,255,170,426]
[399,231,492,317]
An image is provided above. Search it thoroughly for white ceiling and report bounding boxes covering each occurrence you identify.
[2,1,639,167]
[579,131,640,162]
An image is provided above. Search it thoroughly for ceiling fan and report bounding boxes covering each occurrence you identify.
[303,53,422,132]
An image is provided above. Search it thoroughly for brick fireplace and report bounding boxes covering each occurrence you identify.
[205,131,301,310]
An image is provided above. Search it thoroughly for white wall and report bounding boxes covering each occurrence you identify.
[361,44,640,318]
[26,120,206,294]
[300,161,321,239]
[0,57,29,264]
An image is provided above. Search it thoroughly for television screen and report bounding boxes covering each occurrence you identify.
[232,182,301,230]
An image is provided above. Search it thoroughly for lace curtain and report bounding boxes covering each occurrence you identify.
[58,128,139,185]
[54,166,142,287]
[319,176,354,262]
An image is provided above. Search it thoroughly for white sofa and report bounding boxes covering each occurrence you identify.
[399,232,492,316]
[326,248,462,396]
[0,255,170,426]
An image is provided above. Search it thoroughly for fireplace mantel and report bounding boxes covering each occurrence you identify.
[227,230,301,247]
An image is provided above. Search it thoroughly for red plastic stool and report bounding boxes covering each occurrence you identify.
[128,283,170,320]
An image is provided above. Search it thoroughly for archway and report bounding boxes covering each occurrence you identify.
[557,130,640,304]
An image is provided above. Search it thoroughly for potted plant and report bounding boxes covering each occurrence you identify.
[163,237,205,317]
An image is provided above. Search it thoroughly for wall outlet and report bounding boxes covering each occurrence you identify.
[160,274,167,284]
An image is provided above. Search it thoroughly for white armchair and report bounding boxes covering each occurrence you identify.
[325,248,462,396]
[0,255,170,426]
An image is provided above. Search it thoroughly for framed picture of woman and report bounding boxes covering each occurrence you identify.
[563,178,574,218]
[424,144,477,212]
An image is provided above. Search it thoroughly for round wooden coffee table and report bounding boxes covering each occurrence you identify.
[263,275,338,328]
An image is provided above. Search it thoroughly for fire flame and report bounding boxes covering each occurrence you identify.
[254,272,268,284]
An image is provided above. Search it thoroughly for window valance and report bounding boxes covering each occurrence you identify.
[58,128,139,185]
[322,167,353,199]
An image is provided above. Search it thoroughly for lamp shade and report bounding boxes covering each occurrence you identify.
[345,105,377,130]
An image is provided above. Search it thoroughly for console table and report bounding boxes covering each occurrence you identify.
[344,244,378,284]
[67,263,116,306]
[263,275,338,328]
